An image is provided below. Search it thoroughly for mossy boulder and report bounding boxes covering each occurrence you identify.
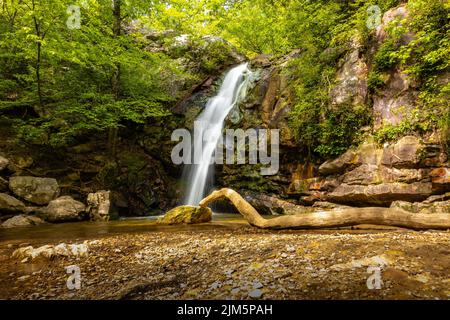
[158,206,212,225]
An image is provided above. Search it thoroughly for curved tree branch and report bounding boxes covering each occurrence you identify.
[199,188,450,230]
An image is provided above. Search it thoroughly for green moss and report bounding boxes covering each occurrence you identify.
[158,206,212,225]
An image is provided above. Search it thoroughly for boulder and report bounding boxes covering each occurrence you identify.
[319,150,358,175]
[87,191,111,222]
[42,196,86,223]
[342,164,380,185]
[6,156,33,173]
[320,137,424,176]
[329,182,433,206]
[0,155,9,171]
[158,206,212,225]
[0,177,8,192]
[0,193,26,214]
[9,176,60,205]
[2,215,46,228]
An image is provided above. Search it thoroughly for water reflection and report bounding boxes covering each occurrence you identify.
[0,214,245,243]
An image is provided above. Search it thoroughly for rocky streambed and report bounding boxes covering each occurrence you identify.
[0,218,449,300]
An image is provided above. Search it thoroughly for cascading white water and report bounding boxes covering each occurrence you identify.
[184,63,252,205]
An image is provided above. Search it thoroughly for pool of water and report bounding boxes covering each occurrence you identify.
[0,213,247,243]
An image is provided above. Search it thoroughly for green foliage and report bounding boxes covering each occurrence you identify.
[371,0,450,150]
[373,39,400,71]
[367,71,387,92]
[1,0,448,158]
[374,109,432,144]
[0,0,183,147]
[283,0,378,160]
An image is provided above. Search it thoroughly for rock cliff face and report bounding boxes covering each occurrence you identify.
[213,4,449,211]
[0,5,448,219]
[0,32,246,219]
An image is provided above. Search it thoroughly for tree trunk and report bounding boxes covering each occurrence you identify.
[32,0,43,108]
[109,0,122,157]
[199,188,450,230]
[35,41,42,107]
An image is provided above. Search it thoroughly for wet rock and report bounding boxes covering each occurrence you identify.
[158,206,212,225]
[87,191,111,222]
[0,193,26,214]
[1,214,45,228]
[0,155,9,171]
[42,196,86,222]
[9,176,60,205]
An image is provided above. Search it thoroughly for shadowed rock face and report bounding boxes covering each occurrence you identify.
[0,177,8,192]
[0,193,26,214]
[158,206,212,225]
[0,156,9,171]
[9,176,60,206]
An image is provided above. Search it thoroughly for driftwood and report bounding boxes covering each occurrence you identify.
[199,188,450,230]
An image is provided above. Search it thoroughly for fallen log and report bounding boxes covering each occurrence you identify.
[199,188,450,230]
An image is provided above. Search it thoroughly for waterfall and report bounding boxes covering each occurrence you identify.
[184,63,252,205]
